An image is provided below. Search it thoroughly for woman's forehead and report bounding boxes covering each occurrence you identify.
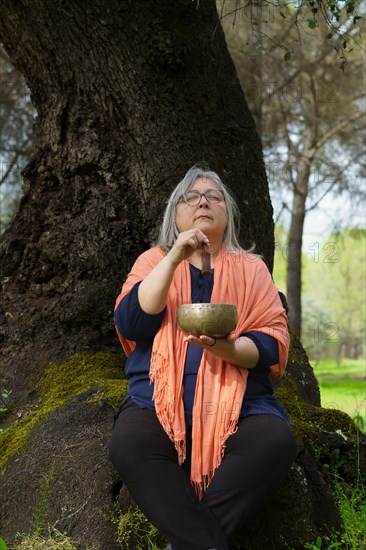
[190,176,219,189]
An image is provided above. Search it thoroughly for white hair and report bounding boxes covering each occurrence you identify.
[157,164,243,252]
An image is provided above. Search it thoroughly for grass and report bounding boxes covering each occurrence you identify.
[335,476,366,549]
[303,473,366,549]
[114,504,166,550]
[1,528,79,549]
[310,358,366,431]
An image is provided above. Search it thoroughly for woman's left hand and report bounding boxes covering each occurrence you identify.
[183,332,259,369]
[184,331,237,350]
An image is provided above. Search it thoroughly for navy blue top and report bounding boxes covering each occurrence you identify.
[115,264,289,425]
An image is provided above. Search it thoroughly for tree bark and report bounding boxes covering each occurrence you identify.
[0,0,273,400]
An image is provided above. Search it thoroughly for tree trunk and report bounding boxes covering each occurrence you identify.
[1,6,364,549]
[286,196,305,335]
[286,156,311,335]
[0,0,273,401]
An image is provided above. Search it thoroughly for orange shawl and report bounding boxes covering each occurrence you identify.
[115,246,289,498]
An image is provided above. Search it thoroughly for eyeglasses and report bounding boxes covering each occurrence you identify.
[179,189,225,206]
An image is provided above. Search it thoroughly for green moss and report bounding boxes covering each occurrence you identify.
[0,352,127,472]
[275,375,321,441]
[288,327,309,363]
[276,328,358,466]
[308,407,356,436]
[39,352,127,409]
[275,370,358,475]
[275,375,357,443]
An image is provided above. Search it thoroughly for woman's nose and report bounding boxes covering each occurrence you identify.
[198,195,209,206]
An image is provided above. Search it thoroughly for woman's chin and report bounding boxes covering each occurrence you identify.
[194,219,213,232]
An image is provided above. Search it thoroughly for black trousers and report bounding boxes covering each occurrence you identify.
[109,399,297,550]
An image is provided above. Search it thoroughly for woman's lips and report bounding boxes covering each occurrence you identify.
[195,214,211,220]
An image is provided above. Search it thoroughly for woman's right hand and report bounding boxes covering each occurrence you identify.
[138,230,208,314]
[167,229,209,267]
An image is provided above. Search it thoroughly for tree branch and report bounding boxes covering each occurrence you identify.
[306,150,366,211]
[0,152,21,186]
[308,110,365,158]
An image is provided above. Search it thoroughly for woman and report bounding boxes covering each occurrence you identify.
[110,165,296,550]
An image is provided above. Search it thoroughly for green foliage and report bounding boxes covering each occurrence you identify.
[335,476,366,548]
[115,504,166,550]
[302,229,366,361]
[32,459,56,537]
[304,537,341,549]
[12,527,79,549]
[311,358,365,431]
[0,389,10,435]
[0,531,88,550]
[219,0,363,47]
[0,353,127,472]
[273,227,366,362]
[0,388,10,413]
[303,474,366,549]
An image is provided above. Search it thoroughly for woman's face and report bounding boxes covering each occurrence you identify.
[175,177,228,244]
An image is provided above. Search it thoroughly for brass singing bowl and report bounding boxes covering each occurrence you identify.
[177,303,238,338]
